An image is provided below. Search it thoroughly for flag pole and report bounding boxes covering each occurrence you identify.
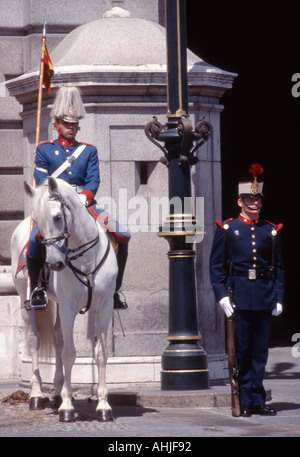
[25,18,47,305]
[35,19,47,150]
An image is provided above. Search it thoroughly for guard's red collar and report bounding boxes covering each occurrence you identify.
[57,136,77,147]
[238,214,260,225]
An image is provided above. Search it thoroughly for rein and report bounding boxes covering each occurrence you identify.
[67,234,100,261]
[67,235,110,314]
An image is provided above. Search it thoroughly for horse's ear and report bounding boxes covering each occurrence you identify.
[24,181,36,199]
[48,177,58,196]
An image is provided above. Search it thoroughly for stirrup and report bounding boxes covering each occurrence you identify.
[30,287,48,311]
[114,291,128,310]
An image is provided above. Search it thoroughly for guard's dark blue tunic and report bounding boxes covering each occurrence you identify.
[210,215,285,310]
[35,138,100,204]
[28,137,130,258]
[209,214,285,408]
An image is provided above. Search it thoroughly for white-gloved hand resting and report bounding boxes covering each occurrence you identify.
[78,193,88,206]
[219,296,234,318]
[272,303,283,316]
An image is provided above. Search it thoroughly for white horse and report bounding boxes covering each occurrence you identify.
[11,177,118,422]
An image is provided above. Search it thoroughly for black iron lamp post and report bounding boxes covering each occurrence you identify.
[145,0,211,390]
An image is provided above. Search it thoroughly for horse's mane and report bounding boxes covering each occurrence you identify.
[32,179,79,216]
[38,178,77,198]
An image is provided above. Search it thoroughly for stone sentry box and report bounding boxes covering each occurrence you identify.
[6,8,236,387]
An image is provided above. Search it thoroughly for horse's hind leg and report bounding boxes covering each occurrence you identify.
[21,308,45,410]
[94,329,113,422]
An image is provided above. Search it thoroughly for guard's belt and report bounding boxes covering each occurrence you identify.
[233,269,273,280]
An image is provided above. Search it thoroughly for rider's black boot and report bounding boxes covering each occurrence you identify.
[113,245,128,310]
[26,256,48,311]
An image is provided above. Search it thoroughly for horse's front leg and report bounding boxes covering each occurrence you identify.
[95,331,113,422]
[53,304,64,408]
[57,308,76,422]
[21,309,44,410]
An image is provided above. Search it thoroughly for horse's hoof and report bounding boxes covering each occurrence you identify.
[59,409,75,422]
[29,397,45,410]
[53,395,62,408]
[97,409,114,422]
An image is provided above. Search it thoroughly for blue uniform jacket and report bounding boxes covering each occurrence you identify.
[209,215,285,311]
[34,137,100,204]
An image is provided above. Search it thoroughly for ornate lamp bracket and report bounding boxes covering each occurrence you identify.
[178,116,212,168]
[190,118,213,157]
[144,116,169,166]
[145,116,212,169]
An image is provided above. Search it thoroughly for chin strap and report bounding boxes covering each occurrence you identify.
[242,202,262,211]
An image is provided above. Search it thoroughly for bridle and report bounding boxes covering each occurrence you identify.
[40,193,71,247]
[39,191,110,314]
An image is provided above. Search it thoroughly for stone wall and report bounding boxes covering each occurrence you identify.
[0,0,165,381]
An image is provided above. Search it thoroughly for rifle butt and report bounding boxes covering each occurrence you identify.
[226,316,241,417]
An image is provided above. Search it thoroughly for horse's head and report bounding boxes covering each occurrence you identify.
[24,177,73,271]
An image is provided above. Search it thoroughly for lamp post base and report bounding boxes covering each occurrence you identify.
[161,341,209,390]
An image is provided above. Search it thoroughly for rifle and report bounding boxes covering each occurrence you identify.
[223,224,240,416]
[226,286,240,417]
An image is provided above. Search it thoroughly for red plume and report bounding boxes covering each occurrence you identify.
[249,163,264,178]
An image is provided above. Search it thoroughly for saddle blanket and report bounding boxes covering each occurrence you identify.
[15,242,29,278]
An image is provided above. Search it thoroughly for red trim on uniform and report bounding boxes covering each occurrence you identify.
[215,218,233,229]
[215,220,223,229]
[80,190,93,205]
[87,207,129,244]
[265,219,276,228]
[57,137,77,147]
[238,214,260,225]
[15,241,29,277]
[265,220,284,232]
[276,223,283,232]
[104,225,129,244]
[39,141,54,146]
[87,206,98,219]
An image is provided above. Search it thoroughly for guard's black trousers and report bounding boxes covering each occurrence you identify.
[235,309,272,407]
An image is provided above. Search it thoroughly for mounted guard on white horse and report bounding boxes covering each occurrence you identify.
[11,87,130,422]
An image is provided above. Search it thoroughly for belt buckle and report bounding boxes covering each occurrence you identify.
[248,269,256,280]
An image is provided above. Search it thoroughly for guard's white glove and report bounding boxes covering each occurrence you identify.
[272,303,283,316]
[78,193,88,206]
[219,296,234,318]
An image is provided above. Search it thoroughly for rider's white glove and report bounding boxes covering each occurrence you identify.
[272,303,283,316]
[78,193,88,206]
[219,296,234,318]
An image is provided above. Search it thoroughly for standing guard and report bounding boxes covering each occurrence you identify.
[27,86,130,311]
[209,164,285,416]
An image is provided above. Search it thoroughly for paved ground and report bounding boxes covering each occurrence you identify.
[0,346,299,440]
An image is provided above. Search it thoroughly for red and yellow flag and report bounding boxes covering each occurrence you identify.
[42,44,54,94]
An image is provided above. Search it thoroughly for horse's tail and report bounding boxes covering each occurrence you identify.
[36,301,56,359]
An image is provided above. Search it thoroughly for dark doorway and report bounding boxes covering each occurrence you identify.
[186,1,300,343]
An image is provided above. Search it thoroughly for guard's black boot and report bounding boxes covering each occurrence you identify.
[114,291,128,310]
[26,256,48,311]
[114,246,128,310]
